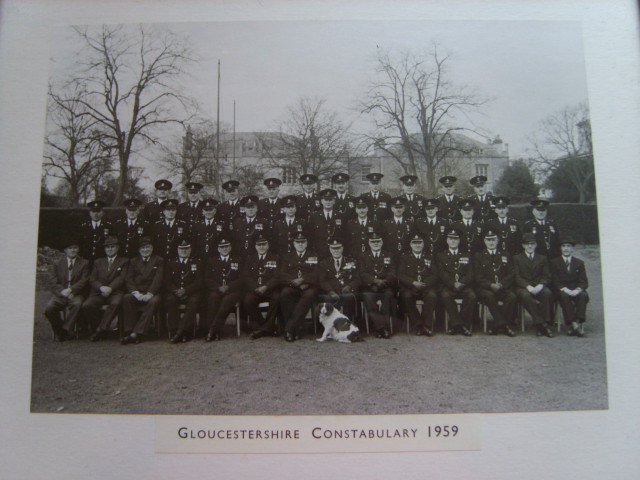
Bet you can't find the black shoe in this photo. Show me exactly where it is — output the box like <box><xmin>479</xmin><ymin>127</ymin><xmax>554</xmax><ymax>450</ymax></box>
<box><xmin>540</xmin><ymin>325</ymin><xmax>554</xmax><ymax>338</ymax></box>
<box><xmin>536</xmin><ymin>326</ymin><xmax>544</xmax><ymax>337</ymax></box>
<box><xmin>503</xmin><ymin>326</ymin><xmax>516</xmax><ymax>337</ymax></box>
<box><xmin>567</xmin><ymin>326</ymin><xmax>577</xmax><ymax>336</ymax></box>
<box><xmin>205</xmin><ymin>331</ymin><xmax>221</xmax><ymax>342</ymax></box>
<box><xmin>284</xmin><ymin>331</ymin><xmax>296</xmax><ymax>342</ymax></box>
<box><xmin>90</xmin><ymin>330</ymin><xmax>104</xmax><ymax>342</ymax></box>
<box><xmin>576</xmin><ymin>324</ymin><xmax>585</xmax><ymax>338</ymax></box>
<box><xmin>461</xmin><ymin>327</ymin><xmax>472</xmax><ymax>337</ymax></box>
<box><xmin>250</xmin><ymin>330</ymin><xmax>272</xmax><ymax>340</ymax></box>
<box><xmin>487</xmin><ymin>327</ymin><xmax>498</xmax><ymax>336</ymax></box>
<box><xmin>170</xmin><ymin>332</ymin><xmax>184</xmax><ymax>344</ymax></box>
<box><xmin>131</xmin><ymin>333</ymin><xmax>143</xmax><ymax>344</ymax></box>
<box><xmin>376</xmin><ymin>328</ymin><xmax>391</xmax><ymax>339</ymax></box>
<box><xmin>415</xmin><ymin>325</ymin><xmax>426</xmax><ymax>336</ymax></box>
<box><xmin>447</xmin><ymin>327</ymin><xmax>458</xmax><ymax>336</ymax></box>
<box><xmin>120</xmin><ymin>334</ymin><xmax>134</xmax><ymax>345</ymax></box>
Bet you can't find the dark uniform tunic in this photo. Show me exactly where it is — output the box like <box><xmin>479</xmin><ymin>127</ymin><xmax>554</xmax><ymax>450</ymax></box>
<box><xmin>550</xmin><ymin>255</ymin><xmax>589</xmax><ymax>326</ymax></box>
<box><xmin>79</xmin><ymin>219</ymin><xmax>113</xmax><ymax>262</ymax></box>
<box><xmin>216</xmin><ymin>200</ymin><xmax>243</xmax><ymax>231</ymax></box>
<box><xmin>277</xmin><ymin>250</ymin><xmax>320</xmax><ymax>335</ymax></box>
<box><xmin>164</xmin><ymin>256</ymin><xmax>203</xmax><ymax>335</ymax></box>
<box><xmin>141</xmin><ymin>199</ymin><xmax>165</xmax><ymax>225</ymax></box>
<box><xmin>381</xmin><ymin>216</ymin><xmax>415</xmax><ymax>259</ymax></box>
<box><xmin>318</xmin><ymin>255</ymin><xmax>360</xmax><ymax>319</ymax></box>
<box><xmin>401</xmin><ymin>193</ymin><xmax>427</xmax><ymax>221</ymax></box>
<box><xmin>205</xmin><ymin>254</ymin><xmax>243</xmax><ymax>334</ymax></box>
<box><xmin>361</xmin><ymin>191</ymin><xmax>392</xmax><ymax>223</ymax></box>
<box><xmin>231</xmin><ymin>216</ymin><xmax>269</xmax><ymax>261</ymax></box>
<box><xmin>484</xmin><ymin>217</ymin><xmax>522</xmax><ymax>257</ymax></box>
<box><xmin>191</xmin><ymin>218</ymin><xmax>225</xmax><ymax>258</ymax></box>
<box><xmin>473</xmin><ymin>249</ymin><xmax>517</xmax><ymax>330</ymax></box>
<box><xmin>258</xmin><ymin>197</ymin><xmax>283</xmax><ymax>230</ymax></box>
<box><xmin>359</xmin><ymin>251</ymin><xmax>397</xmax><ymax>331</ymax></box>
<box><xmin>468</xmin><ymin>193</ymin><xmax>496</xmax><ymax>223</ymax></box>
<box><xmin>151</xmin><ymin>219</ymin><xmax>189</xmax><ymax>260</ymax></box>
<box><xmin>523</xmin><ymin>219</ymin><xmax>561</xmax><ymax>259</ymax></box>
<box><xmin>296</xmin><ymin>193</ymin><xmax>320</xmax><ymax>222</ymax></box>
<box><xmin>271</xmin><ymin>216</ymin><xmax>307</xmax><ymax>256</ymax></box>
<box><xmin>242</xmin><ymin>251</ymin><xmax>281</xmax><ymax>331</ymax></box>
<box><xmin>307</xmin><ymin>211</ymin><xmax>345</xmax><ymax>259</ymax></box>
<box><xmin>334</xmin><ymin>193</ymin><xmax>356</xmax><ymax>219</ymax></box>
<box><xmin>436</xmin><ymin>194</ymin><xmax>462</xmax><ymax>224</ymax></box>
<box><xmin>435</xmin><ymin>249</ymin><xmax>477</xmax><ymax>331</ymax></box>
<box><xmin>451</xmin><ymin>219</ymin><xmax>484</xmax><ymax>254</ymax></box>
<box><xmin>512</xmin><ymin>252</ymin><xmax>553</xmax><ymax>327</ymax></box>
<box><xmin>397</xmin><ymin>252</ymin><xmax>438</xmax><ymax>331</ymax></box>
<box><xmin>113</xmin><ymin>218</ymin><xmax>150</xmax><ymax>258</ymax></box>
<box><xmin>344</xmin><ymin>217</ymin><xmax>380</xmax><ymax>259</ymax></box>
<box><xmin>177</xmin><ymin>200</ymin><xmax>204</xmax><ymax>228</ymax></box>
<box><xmin>415</xmin><ymin>216</ymin><xmax>448</xmax><ymax>255</ymax></box>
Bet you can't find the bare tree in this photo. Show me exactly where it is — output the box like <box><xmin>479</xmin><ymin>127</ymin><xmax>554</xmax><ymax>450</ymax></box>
<box><xmin>159</xmin><ymin>120</ymin><xmax>229</xmax><ymax>197</ymax></box>
<box><xmin>359</xmin><ymin>47</ymin><xmax>488</xmax><ymax>194</ymax></box>
<box><xmin>258</xmin><ymin>97</ymin><xmax>355</xmax><ymax>186</ymax></box>
<box><xmin>43</xmin><ymin>85</ymin><xmax>115</xmax><ymax>206</ymax></box>
<box><xmin>528</xmin><ymin>101</ymin><xmax>594</xmax><ymax>203</ymax></box>
<box><xmin>66</xmin><ymin>24</ymin><xmax>196</xmax><ymax>205</ymax></box>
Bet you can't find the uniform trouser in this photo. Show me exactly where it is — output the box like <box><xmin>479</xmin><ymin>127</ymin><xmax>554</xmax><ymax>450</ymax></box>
<box><xmin>281</xmin><ymin>286</ymin><xmax>319</xmax><ymax>334</ymax></box>
<box><xmin>165</xmin><ymin>292</ymin><xmax>201</xmax><ymax>333</ymax></box>
<box><xmin>244</xmin><ymin>289</ymin><xmax>281</xmax><ymax>331</ymax></box>
<box><xmin>361</xmin><ymin>288</ymin><xmax>396</xmax><ymax>330</ymax></box>
<box><xmin>122</xmin><ymin>293</ymin><xmax>161</xmax><ymax>335</ymax></box>
<box><xmin>557</xmin><ymin>290</ymin><xmax>589</xmax><ymax>324</ymax></box>
<box><xmin>44</xmin><ymin>294</ymin><xmax>84</xmax><ymax>333</ymax></box>
<box><xmin>208</xmin><ymin>290</ymin><xmax>244</xmax><ymax>333</ymax></box>
<box><xmin>401</xmin><ymin>288</ymin><xmax>437</xmax><ymax>329</ymax></box>
<box><xmin>476</xmin><ymin>288</ymin><xmax>517</xmax><ymax>329</ymax></box>
<box><xmin>81</xmin><ymin>292</ymin><xmax>123</xmax><ymax>331</ymax></box>
<box><xmin>317</xmin><ymin>293</ymin><xmax>356</xmax><ymax>322</ymax></box>
<box><xmin>440</xmin><ymin>287</ymin><xmax>477</xmax><ymax>329</ymax></box>
<box><xmin>515</xmin><ymin>287</ymin><xmax>553</xmax><ymax>326</ymax></box>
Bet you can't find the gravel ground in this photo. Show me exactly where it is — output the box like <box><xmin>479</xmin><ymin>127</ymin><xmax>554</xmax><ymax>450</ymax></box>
<box><xmin>30</xmin><ymin>245</ymin><xmax>607</xmax><ymax>415</ymax></box>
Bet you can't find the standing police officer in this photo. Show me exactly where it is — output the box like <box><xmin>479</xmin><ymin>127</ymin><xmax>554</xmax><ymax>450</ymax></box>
<box><xmin>362</xmin><ymin>172</ymin><xmax>391</xmax><ymax>222</ymax></box>
<box><xmin>79</xmin><ymin>200</ymin><xmax>113</xmax><ymax>262</ymax></box>
<box><xmin>142</xmin><ymin>179</ymin><xmax>173</xmax><ymax>224</ymax></box>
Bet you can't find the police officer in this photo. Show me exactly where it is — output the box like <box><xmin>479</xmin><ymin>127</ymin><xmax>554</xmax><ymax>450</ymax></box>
<box><xmin>121</xmin><ymin>236</ymin><xmax>164</xmax><ymax>344</ymax></box>
<box><xmin>397</xmin><ymin>234</ymin><xmax>438</xmax><ymax>336</ymax></box>
<box><xmin>484</xmin><ymin>196</ymin><xmax>522</xmax><ymax>257</ymax></box>
<box><xmin>242</xmin><ymin>233</ymin><xmax>281</xmax><ymax>335</ymax></box>
<box><xmin>512</xmin><ymin>232</ymin><xmax>554</xmax><ymax>337</ymax></box>
<box><xmin>268</xmin><ymin>232</ymin><xmax>320</xmax><ymax>341</ymax></box>
<box><xmin>307</xmin><ymin>188</ymin><xmax>345</xmax><ymax>259</ymax></box>
<box><xmin>259</xmin><ymin>177</ymin><xmax>284</xmax><ymax>230</ymax></box>
<box><xmin>83</xmin><ymin>235</ymin><xmax>129</xmax><ymax>341</ymax></box>
<box><xmin>362</xmin><ymin>172</ymin><xmax>392</xmax><ymax>222</ymax></box>
<box><xmin>232</xmin><ymin>195</ymin><xmax>269</xmax><ymax>261</ymax></box>
<box><xmin>474</xmin><ymin>228</ymin><xmax>517</xmax><ymax>336</ymax></box>
<box><xmin>43</xmin><ymin>236</ymin><xmax>90</xmax><ymax>341</ymax></box>
<box><xmin>415</xmin><ymin>198</ymin><xmax>448</xmax><ymax>256</ymax></box>
<box><xmin>191</xmin><ymin>198</ymin><xmax>223</xmax><ymax>258</ymax></box>
<box><xmin>271</xmin><ymin>195</ymin><xmax>306</xmax><ymax>255</ymax></box>
<box><xmin>297</xmin><ymin>173</ymin><xmax>320</xmax><ymax>222</ymax></box>
<box><xmin>142</xmin><ymin>179</ymin><xmax>173</xmax><ymax>224</ymax></box>
<box><xmin>317</xmin><ymin>237</ymin><xmax>360</xmax><ymax>335</ymax></box>
<box><xmin>436</xmin><ymin>176</ymin><xmax>462</xmax><ymax>224</ymax></box>
<box><xmin>359</xmin><ymin>232</ymin><xmax>397</xmax><ymax>338</ymax></box>
<box><xmin>204</xmin><ymin>237</ymin><xmax>243</xmax><ymax>342</ymax></box>
<box><xmin>166</xmin><ymin>240</ymin><xmax>203</xmax><ymax>344</ymax></box>
<box><xmin>114</xmin><ymin>198</ymin><xmax>149</xmax><ymax>258</ymax></box>
<box><xmin>451</xmin><ymin>199</ymin><xmax>484</xmax><ymax>254</ymax></box>
<box><xmin>550</xmin><ymin>238</ymin><xmax>589</xmax><ymax>337</ymax></box>
<box><xmin>468</xmin><ymin>175</ymin><xmax>495</xmax><ymax>222</ymax></box>
<box><xmin>381</xmin><ymin>197</ymin><xmax>415</xmax><ymax>260</ymax></box>
<box><xmin>344</xmin><ymin>196</ymin><xmax>379</xmax><ymax>259</ymax></box>
<box><xmin>151</xmin><ymin>199</ymin><xmax>189</xmax><ymax>260</ymax></box>
<box><xmin>79</xmin><ymin>200</ymin><xmax>113</xmax><ymax>262</ymax></box>
<box><xmin>436</xmin><ymin>227</ymin><xmax>477</xmax><ymax>336</ymax></box>
<box><xmin>399</xmin><ymin>175</ymin><xmax>426</xmax><ymax>221</ymax></box>
<box><xmin>332</xmin><ymin>172</ymin><xmax>355</xmax><ymax>219</ymax></box>
<box><xmin>177</xmin><ymin>181</ymin><xmax>204</xmax><ymax>227</ymax></box>
<box><xmin>523</xmin><ymin>199</ymin><xmax>561</xmax><ymax>259</ymax></box>
<box><xmin>216</xmin><ymin>180</ymin><xmax>243</xmax><ymax>230</ymax></box>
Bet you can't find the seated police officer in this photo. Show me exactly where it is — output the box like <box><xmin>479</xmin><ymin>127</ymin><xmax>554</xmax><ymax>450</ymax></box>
<box><xmin>242</xmin><ymin>233</ymin><xmax>281</xmax><ymax>336</ymax></box>
<box><xmin>121</xmin><ymin>236</ymin><xmax>164</xmax><ymax>344</ymax></box>
<box><xmin>397</xmin><ymin>234</ymin><xmax>438</xmax><ymax>336</ymax></box>
<box><xmin>473</xmin><ymin>228</ymin><xmax>517</xmax><ymax>337</ymax></box>
<box><xmin>44</xmin><ymin>236</ymin><xmax>90</xmax><ymax>341</ymax></box>
<box><xmin>359</xmin><ymin>232</ymin><xmax>397</xmax><ymax>339</ymax></box>
<box><xmin>82</xmin><ymin>235</ymin><xmax>129</xmax><ymax>341</ymax></box>
<box><xmin>436</xmin><ymin>227</ymin><xmax>477</xmax><ymax>336</ymax></box>
<box><xmin>166</xmin><ymin>240</ymin><xmax>203</xmax><ymax>344</ymax></box>
<box><xmin>550</xmin><ymin>238</ymin><xmax>589</xmax><ymax>337</ymax></box>
<box><xmin>317</xmin><ymin>237</ymin><xmax>360</xmax><ymax>336</ymax></box>
<box><xmin>268</xmin><ymin>232</ymin><xmax>320</xmax><ymax>341</ymax></box>
<box><xmin>204</xmin><ymin>237</ymin><xmax>243</xmax><ymax>342</ymax></box>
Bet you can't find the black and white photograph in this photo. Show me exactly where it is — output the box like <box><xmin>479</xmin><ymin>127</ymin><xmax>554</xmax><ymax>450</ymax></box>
<box><xmin>1</xmin><ymin>0</ymin><xmax>639</xmax><ymax>478</ymax></box>
<box><xmin>31</xmin><ymin>19</ymin><xmax>606</xmax><ymax>416</ymax></box>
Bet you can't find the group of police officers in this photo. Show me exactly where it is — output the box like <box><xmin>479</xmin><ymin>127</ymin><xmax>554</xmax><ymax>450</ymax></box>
<box><xmin>43</xmin><ymin>171</ymin><xmax>590</xmax><ymax>344</ymax></box>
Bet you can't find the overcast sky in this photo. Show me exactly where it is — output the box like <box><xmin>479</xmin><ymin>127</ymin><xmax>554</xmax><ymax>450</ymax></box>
<box><xmin>48</xmin><ymin>20</ymin><xmax>588</xmax><ymax>183</ymax></box>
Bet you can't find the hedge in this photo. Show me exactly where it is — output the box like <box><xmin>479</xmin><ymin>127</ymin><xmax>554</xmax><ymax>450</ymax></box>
<box><xmin>37</xmin><ymin>203</ymin><xmax>600</xmax><ymax>250</ymax></box>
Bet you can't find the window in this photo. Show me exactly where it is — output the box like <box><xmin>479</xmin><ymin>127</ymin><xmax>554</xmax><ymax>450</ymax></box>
<box><xmin>361</xmin><ymin>164</ymin><xmax>371</xmax><ymax>182</ymax></box>
<box><xmin>282</xmin><ymin>167</ymin><xmax>298</xmax><ymax>185</ymax></box>
<box><xmin>476</xmin><ymin>164</ymin><xmax>488</xmax><ymax>177</ymax></box>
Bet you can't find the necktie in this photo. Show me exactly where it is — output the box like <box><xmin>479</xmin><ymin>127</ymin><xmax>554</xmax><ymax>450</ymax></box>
<box><xmin>565</xmin><ymin>258</ymin><xmax>571</xmax><ymax>271</ymax></box>
<box><xmin>335</xmin><ymin>259</ymin><xmax>340</xmax><ymax>270</ymax></box>
<box><xmin>108</xmin><ymin>257</ymin><xmax>113</xmax><ymax>269</ymax></box>
<box><xmin>529</xmin><ymin>254</ymin><xmax>534</xmax><ymax>261</ymax></box>
<box><xmin>69</xmin><ymin>260</ymin><xmax>74</xmax><ymax>271</ymax></box>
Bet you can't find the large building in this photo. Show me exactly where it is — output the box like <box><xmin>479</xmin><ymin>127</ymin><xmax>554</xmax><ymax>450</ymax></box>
<box><xmin>180</xmin><ymin>127</ymin><xmax>510</xmax><ymax>199</ymax></box>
